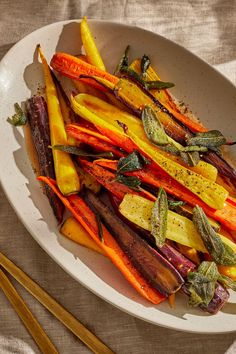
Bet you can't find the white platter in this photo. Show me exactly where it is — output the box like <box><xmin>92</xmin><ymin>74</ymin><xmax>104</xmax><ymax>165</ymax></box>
<box><xmin>0</xmin><ymin>20</ymin><xmax>236</xmax><ymax>333</ymax></box>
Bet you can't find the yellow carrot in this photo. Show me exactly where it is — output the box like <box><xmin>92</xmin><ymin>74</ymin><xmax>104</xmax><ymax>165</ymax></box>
<box><xmin>60</xmin><ymin>217</ymin><xmax>105</xmax><ymax>255</ymax></box>
<box><xmin>119</xmin><ymin>194</ymin><xmax>236</xmax><ymax>253</ymax></box>
<box><xmin>71</xmin><ymin>94</ymin><xmax>227</xmax><ymax>209</ymax></box>
<box><xmin>37</xmin><ymin>45</ymin><xmax>80</xmax><ymax>195</ymax></box>
<box><xmin>80</xmin><ymin>17</ymin><xmax>106</xmax><ymax>71</ymax></box>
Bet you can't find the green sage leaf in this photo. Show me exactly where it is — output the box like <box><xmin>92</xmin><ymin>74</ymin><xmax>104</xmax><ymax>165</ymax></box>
<box><xmin>7</xmin><ymin>103</ymin><xmax>27</xmax><ymax>126</ymax></box>
<box><xmin>182</xmin><ymin>146</ymin><xmax>208</xmax><ymax>153</ymax></box>
<box><xmin>141</xmin><ymin>105</ymin><xmax>169</xmax><ymax>146</ymax></box>
<box><xmin>114</xmin><ymin>45</ymin><xmax>130</xmax><ymax>74</ymax></box>
<box><xmin>218</xmin><ymin>274</ymin><xmax>236</xmax><ymax>291</ymax></box>
<box><xmin>115</xmin><ymin>174</ymin><xmax>141</xmax><ymax>190</ymax></box>
<box><xmin>187</xmin><ymin>130</ymin><xmax>227</xmax><ymax>148</ymax></box>
<box><xmin>145</xmin><ymin>81</ymin><xmax>175</xmax><ymax>90</ymax></box>
<box><xmin>151</xmin><ymin>187</ymin><xmax>168</xmax><ymax>247</ymax></box>
<box><xmin>141</xmin><ymin>54</ymin><xmax>150</xmax><ymax>75</ymax></box>
<box><xmin>117</xmin><ymin>150</ymin><xmax>150</xmax><ymax>174</ymax></box>
<box><xmin>187</xmin><ymin>261</ymin><xmax>219</xmax><ymax>307</ymax></box>
<box><xmin>51</xmin><ymin>145</ymin><xmax>114</xmax><ymax>158</ymax></box>
<box><xmin>180</xmin><ymin>151</ymin><xmax>200</xmax><ymax>167</ymax></box>
<box><xmin>193</xmin><ymin>206</ymin><xmax>236</xmax><ymax>265</ymax></box>
<box><xmin>168</xmin><ymin>200</ymin><xmax>185</xmax><ymax>210</ymax></box>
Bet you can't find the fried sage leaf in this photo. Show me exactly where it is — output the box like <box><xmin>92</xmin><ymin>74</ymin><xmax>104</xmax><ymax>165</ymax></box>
<box><xmin>193</xmin><ymin>206</ymin><xmax>236</xmax><ymax>266</ymax></box>
<box><xmin>145</xmin><ymin>81</ymin><xmax>175</xmax><ymax>90</ymax></box>
<box><xmin>142</xmin><ymin>105</ymin><xmax>169</xmax><ymax>146</ymax></box>
<box><xmin>115</xmin><ymin>174</ymin><xmax>141</xmax><ymax>190</ymax></box>
<box><xmin>187</xmin><ymin>261</ymin><xmax>219</xmax><ymax>307</ymax></box>
<box><xmin>117</xmin><ymin>150</ymin><xmax>150</xmax><ymax>174</ymax></box>
<box><xmin>168</xmin><ymin>200</ymin><xmax>185</xmax><ymax>210</ymax></box>
<box><xmin>151</xmin><ymin>187</ymin><xmax>168</xmax><ymax>247</ymax></box>
<box><xmin>114</xmin><ymin>45</ymin><xmax>130</xmax><ymax>74</ymax></box>
<box><xmin>180</xmin><ymin>151</ymin><xmax>200</xmax><ymax>167</ymax></box>
<box><xmin>7</xmin><ymin>103</ymin><xmax>27</xmax><ymax>126</ymax></box>
<box><xmin>182</xmin><ymin>146</ymin><xmax>208</xmax><ymax>153</ymax></box>
<box><xmin>141</xmin><ymin>54</ymin><xmax>150</xmax><ymax>75</ymax></box>
<box><xmin>218</xmin><ymin>274</ymin><xmax>236</xmax><ymax>291</ymax></box>
<box><xmin>51</xmin><ymin>145</ymin><xmax>114</xmax><ymax>158</ymax></box>
<box><xmin>187</xmin><ymin>130</ymin><xmax>227</xmax><ymax>148</ymax></box>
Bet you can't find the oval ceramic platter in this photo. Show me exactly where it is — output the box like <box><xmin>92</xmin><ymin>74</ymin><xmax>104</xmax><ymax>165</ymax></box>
<box><xmin>0</xmin><ymin>20</ymin><xmax>236</xmax><ymax>333</ymax></box>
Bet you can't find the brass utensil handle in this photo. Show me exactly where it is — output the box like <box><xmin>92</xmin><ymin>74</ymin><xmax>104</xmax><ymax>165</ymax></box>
<box><xmin>0</xmin><ymin>268</ymin><xmax>58</xmax><ymax>354</ymax></box>
<box><xmin>0</xmin><ymin>251</ymin><xmax>114</xmax><ymax>354</ymax></box>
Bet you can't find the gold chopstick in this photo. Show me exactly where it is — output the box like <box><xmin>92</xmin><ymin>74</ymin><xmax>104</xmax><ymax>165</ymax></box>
<box><xmin>0</xmin><ymin>268</ymin><xmax>58</xmax><ymax>354</ymax></box>
<box><xmin>0</xmin><ymin>251</ymin><xmax>115</xmax><ymax>354</ymax></box>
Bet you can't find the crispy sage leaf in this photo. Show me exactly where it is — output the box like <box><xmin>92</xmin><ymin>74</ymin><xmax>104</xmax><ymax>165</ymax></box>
<box><xmin>218</xmin><ymin>274</ymin><xmax>236</xmax><ymax>291</ymax></box>
<box><xmin>142</xmin><ymin>105</ymin><xmax>169</xmax><ymax>146</ymax></box>
<box><xmin>51</xmin><ymin>145</ymin><xmax>114</xmax><ymax>158</ymax></box>
<box><xmin>168</xmin><ymin>200</ymin><xmax>185</xmax><ymax>210</ymax></box>
<box><xmin>187</xmin><ymin>261</ymin><xmax>219</xmax><ymax>307</ymax></box>
<box><xmin>193</xmin><ymin>206</ymin><xmax>236</xmax><ymax>266</ymax></box>
<box><xmin>115</xmin><ymin>174</ymin><xmax>141</xmax><ymax>190</ymax></box>
<box><xmin>121</xmin><ymin>66</ymin><xmax>175</xmax><ymax>90</ymax></box>
<box><xmin>182</xmin><ymin>146</ymin><xmax>208</xmax><ymax>153</ymax></box>
<box><xmin>180</xmin><ymin>151</ymin><xmax>200</xmax><ymax>167</ymax></box>
<box><xmin>7</xmin><ymin>103</ymin><xmax>27</xmax><ymax>126</ymax></box>
<box><xmin>114</xmin><ymin>45</ymin><xmax>130</xmax><ymax>74</ymax></box>
<box><xmin>145</xmin><ymin>81</ymin><xmax>175</xmax><ymax>90</ymax></box>
<box><xmin>151</xmin><ymin>187</ymin><xmax>168</xmax><ymax>247</ymax></box>
<box><xmin>117</xmin><ymin>150</ymin><xmax>149</xmax><ymax>174</ymax></box>
<box><xmin>141</xmin><ymin>54</ymin><xmax>150</xmax><ymax>75</ymax></box>
<box><xmin>187</xmin><ymin>130</ymin><xmax>227</xmax><ymax>148</ymax></box>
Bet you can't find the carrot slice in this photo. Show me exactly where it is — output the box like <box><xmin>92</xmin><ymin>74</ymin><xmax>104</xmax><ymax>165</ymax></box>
<box><xmin>38</xmin><ymin>176</ymin><xmax>165</xmax><ymax>304</ymax></box>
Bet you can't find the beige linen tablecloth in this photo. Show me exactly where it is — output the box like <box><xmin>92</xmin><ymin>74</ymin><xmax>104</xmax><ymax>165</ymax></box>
<box><xmin>0</xmin><ymin>1</ymin><xmax>236</xmax><ymax>353</ymax></box>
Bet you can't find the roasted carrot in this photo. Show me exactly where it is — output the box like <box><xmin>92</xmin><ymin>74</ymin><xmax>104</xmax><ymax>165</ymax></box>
<box><xmin>66</xmin><ymin>126</ymin><xmax>124</xmax><ymax>158</ymax></box>
<box><xmin>38</xmin><ymin>176</ymin><xmax>165</xmax><ymax>305</ymax></box>
<box><xmin>80</xmin><ymin>17</ymin><xmax>106</xmax><ymax>71</ymax></box>
<box><xmin>38</xmin><ymin>45</ymin><xmax>80</xmax><ymax>195</ymax></box>
<box><xmin>51</xmin><ymin>53</ymin><xmax>118</xmax><ymax>91</ymax></box>
<box><xmin>71</xmin><ymin>94</ymin><xmax>228</xmax><ymax>210</ymax></box>
<box><xmin>129</xmin><ymin>59</ymin><xmax>179</xmax><ymax>112</ymax></box>
<box><xmin>130</xmin><ymin>59</ymin><xmax>206</xmax><ymax>133</ymax></box>
<box><xmin>94</xmin><ymin>159</ymin><xmax>236</xmax><ymax>232</ymax></box>
<box><xmin>79</xmin><ymin>159</ymin><xmax>156</xmax><ymax>202</ymax></box>
<box><xmin>60</xmin><ymin>216</ymin><xmax>105</xmax><ymax>255</ymax></box>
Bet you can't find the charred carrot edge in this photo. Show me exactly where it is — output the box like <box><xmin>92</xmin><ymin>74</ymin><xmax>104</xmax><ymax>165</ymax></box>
<box><xmin>51</xmin><ymin>53</ymin><xmax>118</xmax><ymax>92</ymax></box>
<box><xmin>66</xmin><ymin>126</ymin><xmax>124</xmax><ymax>158</ymax></box>
<box><xmin>94</xmin><ymin>159</ymin><xmax>236</xmax><ymax>232</ymax></box>
<box><xmin>79</xmin><ymin>159</ymin><xmax>156</xmax><ymax>202</ymax></box>
<box><xmin>38</xmin><ymin>176</ymin><xmax>165</xmax><ymax>304</ymax></box>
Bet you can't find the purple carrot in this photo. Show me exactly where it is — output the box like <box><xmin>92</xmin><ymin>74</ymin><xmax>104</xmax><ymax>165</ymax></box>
<box><xmin>26</xmin><ymin>96</ymin><xmax>64</xmax><ymax>223</ymax></box>
<box><xmin>84</xmin><ymin>190</ymin><xmax>184</xmax><ymax>296</ymax></box>
<box><xmin>160</xmin><ymin>244</ymin><xmax>196</xmax><ymax>278</ymax></box>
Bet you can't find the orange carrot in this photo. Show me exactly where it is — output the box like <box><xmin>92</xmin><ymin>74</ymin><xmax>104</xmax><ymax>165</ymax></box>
<box><xmin>66</xmin><ymin>124</ymin><xmax>114</xmax><ymax>143</ymax></box>
<box><xmin>52</xmin><ymin>53</ymin><xmax>207</xmax><ymax>134</ymax></box>
<box><xmin>66</xmin><ymin>126</ymin><xmax>124</xmax><ymax>158</ymax></box>
<box><xmin>51</xmin><ymin>53</ymin><xmax>118</xmax><ymax>91</ymax></box>
<box><xmin>79</xmin><ymin>159</ymin><xmax>156</xmax><ymax>202</ymax></box>
<box><xmin>94</xmin><ymin>159</ymin><xmax>236</xmax><ymax>232</ymax></box>
<box><xmin>38</xmin><ymin>176</ymin><xmax>165</xmax><ymax>304</ymax></box>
